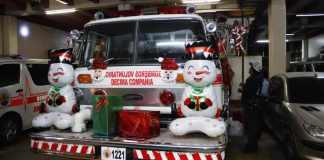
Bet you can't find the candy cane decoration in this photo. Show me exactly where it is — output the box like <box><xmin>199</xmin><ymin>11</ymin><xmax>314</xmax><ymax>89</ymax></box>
<box><xmin>231</xmin><ymin>24</ymin><xmax>246</xmax><ymax>56</ymax></box>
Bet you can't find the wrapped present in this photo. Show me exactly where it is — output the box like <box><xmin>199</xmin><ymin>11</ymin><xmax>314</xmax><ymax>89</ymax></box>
<box><xmin>118</xmin><ymin>110</ymin><xmax>160</xmax><ymax>139</ymax></box>
<box><xmin>92</xmin><ymin>96</ymin><xmax>123</xmax><ymax>137</ymax></box>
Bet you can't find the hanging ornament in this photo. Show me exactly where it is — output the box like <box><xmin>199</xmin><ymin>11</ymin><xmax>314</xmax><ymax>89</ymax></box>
<box><xmin>231</xmin><ymin>20</ymin><xmax>247</xmax><ymax>56</ymax></box>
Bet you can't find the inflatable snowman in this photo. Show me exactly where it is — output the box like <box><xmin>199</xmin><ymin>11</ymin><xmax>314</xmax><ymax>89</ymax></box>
<box><xmin>32</xmin><ymin>48</ymin><xmax>91</xmax><ymax>132</ymax></box>
<box><xmin>169</xmin><ymin>41</ymin><xmax>226</xmax><ymax>137</ymax></box>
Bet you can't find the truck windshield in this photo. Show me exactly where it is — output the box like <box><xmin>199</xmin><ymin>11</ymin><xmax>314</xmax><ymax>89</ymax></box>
<box><xmin>83</xmin><ymin>19</ymin><xmax>205</xmax><ymax>66</ymax></box>
<box><xmin>137</xmin><ymin>20</ymin><xmax>205</xmax><ymax>63</ymax></box>
<box><xmin>288</xmin><ymin>77</ymin><xmax>324</xmax><ymax>104</ymax></box>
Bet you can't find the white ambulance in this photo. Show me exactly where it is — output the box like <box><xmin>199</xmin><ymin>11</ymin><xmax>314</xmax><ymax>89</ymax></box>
<box><xmin>0</xmin><ymin>58</ymin><xmax>50</xmax><ymax>144</ymax></box>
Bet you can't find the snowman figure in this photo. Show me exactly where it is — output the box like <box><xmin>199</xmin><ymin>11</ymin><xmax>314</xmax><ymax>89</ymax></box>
<box><xmin>32</xmin><ymin>48</ymin><xmax>91</xmax><ymax>132</ymax></box>
<box><xmin>169</xmin><ymin>41</ymin><xmax>226</xmax><ymax>137</ymax></box>
<box><xmin>158</xmin><ymin>57</ymin><xmax>179</xmax><ymax>83</ymax></box>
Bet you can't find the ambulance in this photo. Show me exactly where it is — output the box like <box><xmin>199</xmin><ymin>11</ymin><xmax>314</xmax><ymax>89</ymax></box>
<box><xmin>0</xmin><ymin>58</ymin><xmax>50</xmax><ymax>144</ymax></box>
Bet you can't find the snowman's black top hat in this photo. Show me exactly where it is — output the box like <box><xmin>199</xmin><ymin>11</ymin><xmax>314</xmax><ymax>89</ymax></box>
<box><xmin>48</xmin><ymin>48</ymin><xmax>74</xmax><ymax>65</ymax></box>
<box><xmin>185</xmin><ymin>40</ymin><xmax>217</xmax><ymax>60</ymax></box>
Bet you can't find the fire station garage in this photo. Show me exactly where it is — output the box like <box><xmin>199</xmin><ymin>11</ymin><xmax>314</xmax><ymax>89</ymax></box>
<box><xmin>0</xmin><ymin>0</ymin><xmax>324</xmax><ymax>160</ymax></box>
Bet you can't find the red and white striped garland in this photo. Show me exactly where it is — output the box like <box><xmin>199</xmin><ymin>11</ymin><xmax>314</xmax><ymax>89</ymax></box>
<box><xmin>133</xmin><ymin>149</ymin><xmax>225</xmax><ymax>160</ymax></box>
<box><xmin>31</xmin><ymin>139</ymin><xmax>95</xmax><ymax>156</ymax></box>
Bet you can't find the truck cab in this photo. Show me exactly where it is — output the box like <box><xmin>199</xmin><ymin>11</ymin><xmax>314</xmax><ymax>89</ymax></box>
<box><xmin>75</xmin><ymin>14</ymin><xmax>224</xmax><ymax>115</ymax></box>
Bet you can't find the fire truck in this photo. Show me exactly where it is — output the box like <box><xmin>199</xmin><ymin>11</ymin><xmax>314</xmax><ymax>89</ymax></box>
<box><xmin>30</xmin><ymin>14</ymin><xmax>229</xmax><ymax>160</ymax></box>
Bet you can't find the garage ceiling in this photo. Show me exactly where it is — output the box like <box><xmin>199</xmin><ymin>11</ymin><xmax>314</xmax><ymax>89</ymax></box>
<box><xmin>0</xmin><ymin>0</ymin><xmax>262</xmax><ymax>31</ymax></box>
<box><xmin>252</xmin><ymin>0</ymin><xmax>324</xmax><ymax>41</ymax></box>
<box><xmin>2</xmin><ymin>0</ymin><xmax>323</xmax><ymax>41</ymax></box>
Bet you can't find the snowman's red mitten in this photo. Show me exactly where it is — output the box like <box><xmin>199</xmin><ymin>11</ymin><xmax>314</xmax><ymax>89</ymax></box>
<box><xmin>184</xmin><ymin>97</ymin><xmax>195</xmax><ymax>109</ymax></box>
<box><xmin>56</xmin><ymin>96</ymin><xmax>66</xmax><ymax>106</ymax></box>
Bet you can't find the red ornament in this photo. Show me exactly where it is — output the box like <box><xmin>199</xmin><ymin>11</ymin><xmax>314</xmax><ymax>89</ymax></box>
<box><xmin>118</xmin><ymin>110</ymin><xmax>160</xmax><ymax>139</ymax></box>
<box><xmin>159</xmin><ymin>90</ymin><xmax>175</xmax><ymax>106</ymax></box>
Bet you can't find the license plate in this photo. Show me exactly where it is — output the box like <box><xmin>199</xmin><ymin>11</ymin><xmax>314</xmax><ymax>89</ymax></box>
<box><xmin>101</xmin><ymin>147</ymin><xmax>126</xmax><ymax>160</ymax></box>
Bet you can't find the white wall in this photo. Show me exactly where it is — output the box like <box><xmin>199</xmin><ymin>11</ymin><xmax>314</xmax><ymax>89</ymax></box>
<box><xmin>308</xmin><ymin>34</ymin><xmax>324</xmax><ymax>58</ymax></box>
<box><xmin>228</xmin><ymin>56</ymin><xmax>262</xmax><ymax>100</ymax></box>
<box><xmin>18</xmin><ymin>20</ymin><xmax>67</xmax><ymax>58</ymax></box>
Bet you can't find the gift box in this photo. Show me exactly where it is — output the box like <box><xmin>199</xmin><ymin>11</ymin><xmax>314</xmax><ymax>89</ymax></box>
<box><xmin>118</xmin><ymin>110</ymin><xmax>160</xmax><ymax>139</ymax></box>
<box><xmin>92</xmin><ymin>96</ymin><xmax>123</xmax><ymax>137</ymax></box>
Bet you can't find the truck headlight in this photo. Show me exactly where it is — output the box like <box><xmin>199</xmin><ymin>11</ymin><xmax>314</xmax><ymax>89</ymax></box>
<box><xmin>304</xmin><ymin>123</ymin><xmax>324</xmax><ymax>138</ymax></box>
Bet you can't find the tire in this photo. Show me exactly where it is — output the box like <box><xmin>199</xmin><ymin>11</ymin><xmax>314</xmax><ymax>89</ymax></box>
<box><xmin>0</xmin><ymin>114</ymin><xmax>22</xmax><ymax>144</ymax></box>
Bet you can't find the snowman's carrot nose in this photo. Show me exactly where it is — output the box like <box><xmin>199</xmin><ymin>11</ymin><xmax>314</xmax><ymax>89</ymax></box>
<box><xmin>196</xmin><ymin>71</ymin><xmax>209</xmax><ymax>75</ymax></box>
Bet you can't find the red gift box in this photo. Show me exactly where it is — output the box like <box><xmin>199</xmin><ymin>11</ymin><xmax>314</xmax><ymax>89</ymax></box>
<box><xmin>118</xmin><ymin>110</ymin><xmax>160</xmax><ymax>139</ymax></box>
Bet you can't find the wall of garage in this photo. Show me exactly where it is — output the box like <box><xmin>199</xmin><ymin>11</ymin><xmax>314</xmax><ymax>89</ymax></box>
<box><xmin>308</xmin><ymin>34</ymin><xmax>324</xmax><ymax>59</ymax></box>
<box><xmin>17</xmin><ymin>20</ymin><xmax>67</xmax><ymax>59</ymax></box>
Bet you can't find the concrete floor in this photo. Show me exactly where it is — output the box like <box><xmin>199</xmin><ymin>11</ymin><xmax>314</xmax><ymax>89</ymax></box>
<box><xmin>0</xmin><ymin>131</ymin><xmax>285</xmax><ymax>160</ymax></box>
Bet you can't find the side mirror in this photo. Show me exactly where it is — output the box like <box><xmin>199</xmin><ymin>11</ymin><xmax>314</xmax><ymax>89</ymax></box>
<box><xmin>206</xmin><ymin>22</ymin><xmax>217</xmax><ymax>33</ymax></box>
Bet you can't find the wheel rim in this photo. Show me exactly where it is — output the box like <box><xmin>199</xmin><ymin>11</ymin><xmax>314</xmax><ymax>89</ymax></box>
<box><xmin>5</xmin><ymin>120</ymin><xmax>18</xmax><ymax>142</ymax></box>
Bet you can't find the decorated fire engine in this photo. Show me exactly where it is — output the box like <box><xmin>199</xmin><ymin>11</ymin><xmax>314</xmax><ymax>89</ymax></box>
<box><xmin>30</xmin><ymin>12</ymin><xmax>229</xmax><ymax>160</ymax></box>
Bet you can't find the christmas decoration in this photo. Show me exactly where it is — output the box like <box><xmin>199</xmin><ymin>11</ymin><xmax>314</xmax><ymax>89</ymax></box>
<box><xmin>159</xmin><ymin>57</ymin><xmax>179</xmax><ymax>83</ymax></box>
<box><xmin>118</xmin><ymin>110</ymin><xmax>160</xmax><ymax>139</ymax></box>
<box><xmin>92</xmin><ymin>95</ymin><xmax>123</xmax><ymax>137</ymax></box>
<box><xmin>231</xmin><ymin>20</ymin><xmax>247</xmax><ymax>56</ymax></box>
<box><xmin>32</xmin><ymin>48</ymin><xmax>92</xmax><ymax>132</ymax></box>
<box><xmin>169</xmin><ymin>40</ymin><xmax>226</xmax><ymax>137</ymax></box>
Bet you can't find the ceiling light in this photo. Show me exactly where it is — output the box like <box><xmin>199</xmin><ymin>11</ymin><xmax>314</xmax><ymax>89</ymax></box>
<box><xmin>45</xmin><ymin>8</ymin><xmax>77</xmax><ymax>15</ymax></box>
<box><xmin>182</xmin><ymin>0</ymin><xmax>221</xmax><ymax>4</ymax></box>
<box><xmin>286</xmin><ymin>33</ymin><xmax>295</xmax><ymax>36</ymax></box>
<box><xmin>256</xmin><ymin>39</ymin><xmax>269</xmax><ymax>43</ymax></box>
<box><xmin>55</xmin><ymin>0</ymin><xmax>68</xmax><ymax>5</ymax></box>
<box><xmin>19</xmin><ymin>24</ymin><xmax>30</xmax><ymax>38</ymax></box>
<box><xmin>296</xmin><ymin>13</ymin><xmax>324</xmax><ymax>17</ymax></box>
<box><xmin>256</xmin><ymin>39</ymin><xmax>289</xmax><ymax>44</ymax></box>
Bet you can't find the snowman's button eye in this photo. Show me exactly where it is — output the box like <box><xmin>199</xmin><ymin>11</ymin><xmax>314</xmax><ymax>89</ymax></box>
<box><xmin>57</xmin><ymin>67</ymin><xmax>63</xmax><ymax>72</ymax></box>
<box><xmin>202</xmin><ymin>65</ymin><xmax>209</xmax><ymax>71</ymax></box>
<box><xmin>188</xmin><ymin>65</ymin><xmax>194</xmax><ymax>70</ymax></box>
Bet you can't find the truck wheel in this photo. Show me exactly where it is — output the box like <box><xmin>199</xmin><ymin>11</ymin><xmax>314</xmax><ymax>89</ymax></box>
<box><xmin>0</xmin><ymin>114</ymin><xmax>22</xmax><ymax>144</ymax></box>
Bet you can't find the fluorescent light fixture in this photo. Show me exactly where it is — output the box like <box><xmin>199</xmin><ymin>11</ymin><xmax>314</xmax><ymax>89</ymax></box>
<box><xmin>296</xmin><ymin>13</ymin><xmax>324</xmax><ymax>17</ymax></box>
<box><xmin>156</xmin><ymin>41</ymin><xmax>184</xmax><ymax>47</ymax></box>
<box><xmin>55</xmin><ymin>0</ymin><xmax>68</xmax><ymax>5</ymax></box>
<box><xmin>45</xmin><ymin>8</ymin><xmax>77</xmax><ymax>15</ymax></box>
<box><xmin>256</xmin><ymin>39</ymin><xmax>289</xmax><ymax>43</ymax></box>
<box><xmin>256</xmin><ymin>39</ymin><xmax>269</xmax><ymax>43</ymax></box>
<box><xmin>286</xmin><ymin>33</ymin><xmax>295</xmax><ymax>36</ymax></box>
<box><xmin>182</xmin><ymin>0</ymin><xmax>221</xmax><ymax>4</ymax></box>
